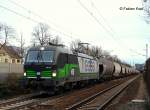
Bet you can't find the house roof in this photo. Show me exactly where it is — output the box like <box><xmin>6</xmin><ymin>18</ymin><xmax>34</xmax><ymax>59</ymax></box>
<box><xmin>0</xmin><ymin>44</ymin><xmax>21</xmax><ymax>59</ymax></box>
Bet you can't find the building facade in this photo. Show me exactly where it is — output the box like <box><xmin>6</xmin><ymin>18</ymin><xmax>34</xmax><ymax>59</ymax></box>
<box><xmin>0</xmin><ymin>44</ymin><xmax>22</xmax><ymax>64</ymax></box>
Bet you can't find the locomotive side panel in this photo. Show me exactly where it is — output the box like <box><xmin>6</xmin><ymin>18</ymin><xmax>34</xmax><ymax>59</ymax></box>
<box><xmin>77</xmin><ymin>53</ymin><xmax>99</xmax><ymax>80</ymax></box>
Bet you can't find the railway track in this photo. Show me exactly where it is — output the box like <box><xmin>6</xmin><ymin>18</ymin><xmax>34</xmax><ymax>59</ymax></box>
<box><xmin>0</xmin><ymin>75</ymin><xmax>139</xmax><ymax>110</ymax></box>
<box><xmin>0</xmin><ymin>91</ymin><xmax>46</xmax><ymax>110</ymax></box>
<box><xmin>32</xmin><ymin>75</ymin><xmax>138</xmax><ymax>110</ymax></box>
<box><xmin>67</xmin><ymin>75</ymin><xmax>140</xmax><ymax>110</ymax></box>
<box><xmin>0</xmin><ymin>91</ymin><xmax>70</xmax><ymax>110</ymax></box>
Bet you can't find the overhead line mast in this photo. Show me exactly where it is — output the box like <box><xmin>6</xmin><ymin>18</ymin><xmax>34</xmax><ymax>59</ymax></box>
<box><xmin>146</xmin><ymin>44</ymin><xmax>148</xmax><ymax>60</ymax></box>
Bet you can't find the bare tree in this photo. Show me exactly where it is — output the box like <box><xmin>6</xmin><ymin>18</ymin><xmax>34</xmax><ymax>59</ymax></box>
<box><xmin>70</xmin><ymin>40</ymin><xmax>90</xmax><ymax>54</ymax></box>
<box><xmin>16</xmin><ymin>32</ymin><xmax>25</xmax><ymax>63</ymax></box>
<box><xmin>70</xmin><ymin>40</ymin><xmax>104</xmax><ymax>57</ymax></box>
<box><xmin>0</xmin><ymin>24</ymin><xmax>3</xmax><ymax>43</ymax></box>
<box><xmin>0</xmin><ymin>24</ymin><xmax>2</xmax><ymax>33</ymax></box>
<box><xmin>50</xmin><ymin>35</ymin><xmax>62</xmax><ymax>45</ymax></box>
<box><xmin>101</xmin><ymin>50</ymin><xmax>110</xmax><ymax>58</ymax></box>
<box><xmin>89</xmin><ymin>46</ymin><xmax>103</xmax><ymax>58</ymax></box>
<box><xmin>32</xmin><ymin>23</ymin><xmax>51</xmax><ymax>46</ymax></box>
<box><xmin>0</xmin><ymin>23</ymin><xmax>15</xmax><ymax>49</ymax></box>
<box><xmin>143</xmin><ymin>0</ymin><xmax>150</xmax><ymax>23</ymax></box>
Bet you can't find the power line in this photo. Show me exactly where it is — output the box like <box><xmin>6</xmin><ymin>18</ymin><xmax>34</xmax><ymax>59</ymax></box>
<box><xmin>1</xmin><ymin>0</ymin><xmax>145</xmax><ymax>58</ymax></box>
<box><xmin>77</xmin><ymin>0</ymin><xmax>116</xmax><ymax>39</ymax></box>
<box><xmin>90</xmin><ymin>0</ymin><xmax>145</xmax><ymax>57</ymax></box>
<box><xmin>6</xmin><ymin>0</ymin><xmax>80</xmax><ymax>40</ymax></box>
<box><xmin>0</xmin><ymin>3</ymin><xmax>77</xmax><ymax>42</ymax></box>
<box><xmin>77</xmin><ymin>0</ymin><xmax>132</xmax><ymax>53</ymax></box>
<box><xmin>0</xmin><ymin>4</ymin><xmax>38</xmax><ymax>23</ymax></box>
<box><xmin>90</xmin><ymin>0</ymin><xmax>116</xmax><ymax>35</ymax></box>
<box><xmin>5</xmin><ymin>0</ymin><xmax>128</xmax><ymax>49</ymax></box>
<box><xmin>78</xmin><ymin>0</ymin><xmax>145</xmax><ymax>57</ymax></box>
<box><xmin>77</xmin><ymin>0</ymin><xmax>128</xmax><ymax>52</ymax></box>
<box><xmin>6</xmin><ymin>0</ymin><xmax>98</xmax><ymax>45</ymax></box>
<box><xmin>88</xmin><ymin>0</ymin><xmax>126</xmax><ymax>50</ymax></box>
<box><xmin>7</xmin><ymin>0</ymin><xmax>64</xmax><ymax>30</ymax></box>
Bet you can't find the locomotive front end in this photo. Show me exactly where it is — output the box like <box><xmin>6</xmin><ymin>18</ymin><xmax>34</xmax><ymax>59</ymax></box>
<box><xmin>24</xmin><ymin>46</ymin><xmax>57</xmax><ymax>89</ymax></box>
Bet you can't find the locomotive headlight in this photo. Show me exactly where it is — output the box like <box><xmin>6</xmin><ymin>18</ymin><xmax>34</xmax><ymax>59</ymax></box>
<box><xmin>52</xmin><ymin>70</ymin><xmax>57</xmax><ymax>77</ymax></box>
<box><xmin>52</xmin><ymin>72</ymin><xmax>56</xmax><ymax>77</ymax></box>
<box><xmin>40</xmin><ymin>47</ymin><xmax>45</xmax><ymax>50</ymax></box>
<box><xmin>24</xmin><ymin>72</ymin><xmax>26</xmax><ymax>76</ymax></box>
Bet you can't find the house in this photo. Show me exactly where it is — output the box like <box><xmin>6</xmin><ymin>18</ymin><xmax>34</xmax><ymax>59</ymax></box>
<box><xmin>0</xmin><ymin>44</ymin><xmax>22</xmax><ymax>64</ymax></box>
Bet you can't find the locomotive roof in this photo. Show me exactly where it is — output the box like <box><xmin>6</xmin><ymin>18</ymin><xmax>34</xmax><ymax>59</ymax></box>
<box><xmin>77</xmin><ymin>53</ymin><xmax>94</xmax><ymax>59</ymax></box>
<box><xmin>28</xmin><ymin>45</ymin><xmax>73</xmax><ymax>54</ymax></box>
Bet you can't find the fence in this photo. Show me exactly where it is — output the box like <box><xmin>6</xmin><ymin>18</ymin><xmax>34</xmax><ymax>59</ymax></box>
<box><xmin>0</xmin><ymin>63</ymin><xmax>23</xmax><ymax>82</ymax></box>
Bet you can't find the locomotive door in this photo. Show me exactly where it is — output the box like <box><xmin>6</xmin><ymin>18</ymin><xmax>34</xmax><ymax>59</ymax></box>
<box><xmin>99</xmin><ymin>64</ymin><xmax>103</xmax><ymax>78</ymax></box>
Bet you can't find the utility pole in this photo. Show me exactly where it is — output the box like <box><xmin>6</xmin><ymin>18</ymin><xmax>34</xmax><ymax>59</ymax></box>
<box><xmin>146</xmin><ymin>44</ymin><xmax>148</xmax><ymax>60</ymax></box>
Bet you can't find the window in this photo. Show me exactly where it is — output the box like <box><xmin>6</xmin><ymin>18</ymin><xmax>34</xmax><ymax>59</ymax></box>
<box><xmin>12</xmin><ymin>59</ymin><xmax>15</xmax><ymax>63</ymax></box>
<box><xmin>5</xmin><ymin>59</ymin><xmax>8</xmax><ymax>63</ymax></box>
<box><xmin>42</xmin><ymin>51</ymin><xmax>54</xmax><ymax>62</ymax></box>
<box><xmin>26</xmin><ymin>50</ymin><xmax>54</xmax><ymax>62</ymax></box>
<box><xmin>26</xmin><ymin>51</ymin><xmax>38</xmax><ymax>62</ymax></box>
<box><xmin>0</xmin><ymin>58</ymin><xmax>2</xmax><ymax>62</ymax></box>
<box><xmin>17</xmin><ymin>59</ymin><xmax>20</xmax><ymax>63</ymax></box>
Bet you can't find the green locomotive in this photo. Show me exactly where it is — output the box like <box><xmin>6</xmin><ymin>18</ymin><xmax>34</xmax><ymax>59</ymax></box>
<box><xmin>24</xmin><ymin>45</ymin><xmax>99</xmax><ymax>92</ymax></box>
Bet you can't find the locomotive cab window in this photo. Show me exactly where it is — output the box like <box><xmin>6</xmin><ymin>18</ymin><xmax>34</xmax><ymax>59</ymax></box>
<box><xmin>57</xmin><ymin>53</ymin><xmax>68</xmax><ymax>68</ymax></box>
<box><xmin>26</xmin><ymin>50</ymin><xmax>54</xmax><ymax>63</ymax></box>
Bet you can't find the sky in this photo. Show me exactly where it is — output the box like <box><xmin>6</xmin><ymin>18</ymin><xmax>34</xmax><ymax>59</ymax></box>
<box><xmin>0</xmin><ymin>0</ymin><xmax>150</xmax><ymax>65</ymax></box>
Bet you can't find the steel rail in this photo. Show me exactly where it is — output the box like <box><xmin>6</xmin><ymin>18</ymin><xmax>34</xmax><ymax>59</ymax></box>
<box><xmin>67</xmin><ymin>75</ymin><xmax>140</xmax><ymax>110</ymax></box>
<box><xmin>0</xmin><ymin>91</ymin><xmax>46</xmax><ymax>109</ymax></box>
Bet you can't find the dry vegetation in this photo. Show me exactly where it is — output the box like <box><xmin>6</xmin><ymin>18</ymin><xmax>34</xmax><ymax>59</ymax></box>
<box><xmin>0</xmin><ymin>73</ymin><xmax>29</xmax><ymax>99</ymax></box>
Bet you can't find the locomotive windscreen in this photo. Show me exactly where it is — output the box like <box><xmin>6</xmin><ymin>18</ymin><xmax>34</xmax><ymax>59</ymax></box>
<box><xmin>26</xmin><ymin>50</ymin><xmax>54</xmax><ymax>63</ymax></box>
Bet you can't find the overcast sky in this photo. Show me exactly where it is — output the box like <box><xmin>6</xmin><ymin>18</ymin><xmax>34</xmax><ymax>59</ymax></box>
<box><xmin>0</xmin><ymin>0</ymin><xmax>150</xmax><ymax>65</ymax></box>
